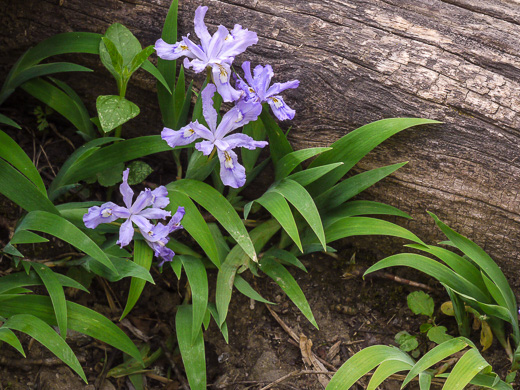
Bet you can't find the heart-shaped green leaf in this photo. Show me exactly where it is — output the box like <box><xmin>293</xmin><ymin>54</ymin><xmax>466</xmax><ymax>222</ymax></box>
<box><xmin>96</xmin><ymin>95</ymin><xmax>139</xmax><ymax>133</ymax></box>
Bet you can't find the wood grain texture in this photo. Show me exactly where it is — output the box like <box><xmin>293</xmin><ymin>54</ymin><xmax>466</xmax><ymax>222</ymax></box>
<box><xmin>2</xmin><ymin>0</ymin><xmax>520</xmax><ymax>283</ymax></box>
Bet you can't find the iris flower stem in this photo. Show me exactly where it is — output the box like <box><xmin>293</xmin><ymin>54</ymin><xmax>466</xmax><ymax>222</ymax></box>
<box><xmin>208</xmin><ymin>147</ymin><xmax>217</xmax><ymax>161</ymax></box>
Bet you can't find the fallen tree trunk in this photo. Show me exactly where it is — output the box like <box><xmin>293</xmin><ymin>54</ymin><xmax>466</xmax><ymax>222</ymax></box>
<box><xmin>2</xmin><ymin>0</ymin><xmax>520</xmax><ymax>285</ymax></box>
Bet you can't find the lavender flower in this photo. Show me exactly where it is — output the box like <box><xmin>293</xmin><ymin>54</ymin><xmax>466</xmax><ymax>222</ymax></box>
<box><xmin>236</xmin><ymin>61</ymin><xmax>299</xmax><ymax>120</ymax></box>
<box><xmin>83</xmin><ymin>169</ymin><xmax>171</xmax><ymax>248</ymax></box>
<box><xmin>141</xmin><ymin>206</ymin><xmax>185</xmax><ymax>267</ymax></box>
<box><xmin>155</xmin><ymin>6</ymin><xmax>257</xmax><ymax>102</ymax></box>
<box><xmin>162</xmin><ymin>84</ymin><xmax>267</xmax><ymax>188</ymax></box>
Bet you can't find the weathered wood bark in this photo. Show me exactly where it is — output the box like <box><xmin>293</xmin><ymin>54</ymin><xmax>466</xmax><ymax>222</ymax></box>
<box><xmin>2</xmin><ymin>0</ymin><xmax>520</xmax><ymax>285</ymax></box>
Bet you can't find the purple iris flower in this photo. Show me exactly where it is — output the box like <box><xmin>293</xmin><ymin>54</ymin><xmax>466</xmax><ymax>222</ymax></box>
<box><xmin>236</xmin><ymin>61</ymin><xmax>299</xmax><ymax>120</ymax></box>
<box><xmin>141</xmin><ymin>206</ymin><xmax>185</xmax><ymax>267</ymax></box>
<box><xmin>83</xmin><ymin>169</ymin><xmax>171</xmax><ymax>248</ymax></box>
<box><xmin>161</xmin><ymin>84</ymin><xmax>267</xmax><ymax>188</ymax></box>
<box><xmin>154</xmin><ymin>6</ymin><xmax>257</xmax><ymax>102</ymax></box>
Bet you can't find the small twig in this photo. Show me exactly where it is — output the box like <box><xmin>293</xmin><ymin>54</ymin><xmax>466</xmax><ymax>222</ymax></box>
<box><xmin>0</xmin><ymin>355</ymin><xmax>86</xmax><ymax>367</ymax></box>
<box><xmin>95</xmin><ymin>349</ymin><xmax>117</xmax><ymax>389</ymax></box>
<box><xmin>39</xmin><ymin>144</ymin><xmax>57</xmax><ymax>177</ymax></box>
<box><xmin>145</xmin><ymin>372</ymin><xmax>173</xmax><ymax>384</ymax></box>
<box><xmin>49</xmin><ymin>123</ymin><xmax>75</xmax><ymax>150</ymax></box>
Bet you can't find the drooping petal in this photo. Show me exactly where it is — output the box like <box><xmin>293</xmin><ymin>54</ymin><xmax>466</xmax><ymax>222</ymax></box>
<box><xmin>193</xmin><ymin>6</ymin><xmax>211</xmax><ymax>50</ymax></box>
<box><xmin>223</xmin><ymin>133</ymin><xmax>268</xmax><ymax>150</ymax></box>
<box><xmin>207</xmin><ymin>25</ymin><xmax>229</xmax><ymax>60</ymax></box>
<box><xmin>201</xmin><ymin>84</ymin><xmax>218</xmax><ymax>132</ymax></box>
<box><xmin>253</xmin><ymin>64</ymin><xmax>274</xmax><ymax>99</ymax></box>
<box><xmin>182</xmin><ymin>36</ymin><xmax>208</xmax><ymax>63</ymax></box>
<box><xmin>235</xmin><ymin>75</ymin><xmax>255</xmax><ymax>102</ymax></box>
<box><xmin>112</xmin><ymin>205</ymin><xmax>131</xmax><ymax>219</ymax></box>
<box><xmin>191</xmin><ymin>120</ymin><xmax>214</xmax><ymax>141</ymax></box>
<box><xmin>120</xmin><ymin>168</ymin><xmax>133</xmax><ymax>209</ymax></box>
<box><xmin>154</xmin><ymin>38</ymin><xmax>194</xmax><ymax>61</ymax></box>
<box><xmin>217</xmin><ymin>148</ymin><xmax>246</xmax><ymax>188</ymax></box>
<box><xmin>117</xmin><ymin>218</ymin><xmax>135</xmax><ymax>248</ymax></box>
<box><xmin>154</xmin><ymin>244</ymin><xmax>175</xmax><ymax>267</ymax></box>
<box><xmin>139</xmin><ymin>207</ymin><xmax>171</xmax><ymax>220</ymax></box>
<box><xmin>129</xmin><ymin>189</ymin><xmax>153</xmax><ymax>214</ymax></box>
<box><xmin>267</xmin><ymin>95</ymin><xmax>296</xmax><ymax>120</ymax></box>
<box><xmin>130</xmin><ymin>214</ymin><xmax>153</xmax><ymax>233</ymax></box>
<box><xmin>151</xmin><ymin>186</ymin><xmax>169</xmax><ymax>209</ymax></box>
<box><xmin>234</xmin><ymin>99</ymin><xmax>263</xmax><ymax>128</ymax></box>
<box><xmin>183</xmin><ymin>57</ymin><xmax>208</xmax><ymax>73</ymax></box>
<box><xmin>210</xmin><ymin>62</ymin><xmax>242</xmax><ymax>103</ymax></box>
<box><xmin>83</xmin><ymin>202</ymin><xmax>119</xmax><ymax>229</ymax></box>
<box><xmin>141</xmin><ymin>222</ymin><xmax>170</xmax><ymax>243</ymax></box>
<box><xmin>161</xmin><ymin>124</ymin><xmax>200</xmax><ymax>148</ymax></box>
<box><xmin>168</xmin><ymin>206</ymin><xmax>185</xmax><ymax>232</ymax></box>
<box><xmin>195</xmin><ymin>140</ymin><xmax>215</xmax><ymax>155</ymax></box>
<box><xmin>219</xmin><ymin>26</ymin><xmax>258</xmax><ymax>59</ymax></box>
<box><xmin>265</xmin><ymin>79</ymin><xmax>300</xmax><ymax>98</ymax></box>
<box><xmin>241</xmin><ymin>61</ymin><xmax>255</xmax><ymax>87</ymax></box>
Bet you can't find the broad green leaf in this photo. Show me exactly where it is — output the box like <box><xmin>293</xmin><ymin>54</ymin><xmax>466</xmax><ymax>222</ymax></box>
<box><xmin>323</xmin><ymin>200</ymin><xmax>411</xmax><ymax>227</ymax></box>
<box><xmin>467</xmin><ymin>373</ymin><xmax>513</xmax><ymax>389</ymax></box>
<box><xmin>129</xmin><ymin>46</ymin><xmax>155</xmax><ymax>75</ymax></box>
<box><xmin>216</xmin><ymin>219</ymin><xmax>280</xmax><ymax>326</ymax></box>
<box><xmin>0</xmin><ymin>271</ymin><xmax>88</xmax><ymax>295</ymax></box>
<box><xmin>176</xmin><ymin>305</ymin><xmax>206</xmax><ymax>390</ymax></box>
<box><xmin>101</xmin><ymin>37</ymin><xmax>124</xmax><ymax>75</ymax></box>
<box><xmin>445</xmin><ymin>286</ymin><xmax>471</xmax><ymax>338</ymax></box>
<box><xmin>287</xmin><ymin>162</ymin><xmax>343</xmax><ymax>187</ymax></box>
<box><xmin>120</xmin><ymin>240</ymin><xmax>154</xmax><ymax>320</ymax></box>
<box><xmin>0</xmin><ymin>130</ymin><xmax>45</xmax><ymax>193</ymax></box>
<box><xmin>271</xmin><ymin>178</ymin><xmax>326</xmax><ymax>250</ymax></box>
<box><xmin>3</xmin><ymin>314</ymin><xmax>86</xmax><ymax>382</ymax></box>
<box><xmin>99</xmin><ymin>23</ymin><xmax>142</xmax><ymax>79</ymax></box>
<box><xmin>0</xmin><ymin>113</ymin><xmax>20</xmax><ymax>128</ymax></box>
<box><xmin>173</xmin><ymin>65</ymin><xmax>187</xmax><ymax>124</ymax></box>
<box><xmin>96</xmin><ymin>162</ymin><xmax>125</xmax><ymax>187</ymax></box>
<box><xmin>315</xmin><ymin>162</ymin><xmax>407</xmax><ymax>211</ymax></box>
<box><xmin>442</xmin><ymin>348</ymin><xmax>489</xmax><ymax>390</ymax></box>
<box><xmin>367</xmin><ymin>359</ymin><xmax>413</xmax><ymax>390</ymax></box>
<box><xmin>58</xmin><ymin>136</ymin><xmax>173</xmax><ymax>187</ymax></box>
<box><xmin>141</xmin><ymin>60</ymin><xmax>171</xmax><ymax>94</ymax></box>
<box><xmin>402</xmin><ymin>337</ymin><xmax>474</xmax><ymax>387</ymax></box>
<box><xmin>207</xmin><ymin>223</ymin><xmax>230</xmax><ymax>267</ymax></box>
<box><xmin>180</xmin><ymin>256</ymin><xmax>208</xmax><ymax>342</ymax></box>
<box><xmin>0</xmin><ymin>159</ymin><xmax>58</xmax><ymax>214</ymax></box>
<box><xmin>17</xmin><ymin>211</ymin><xmax>117</xmax><ymax>273</ymax></box>
<box><xmin>207</xmin><ymin>303</ymin><xmax>229</xmax><ymax>343</ymax></box>
<box><xmin>395</xmin><ymin>331</ymin><xmax>419</xmax><ymax>352</ymax></box>
<box><xmin>260</xmin><ymin>105</ymin><xmax>294</xmax><ymax>165</ymax></box>
<box><xmin>419</xmin><ymin>373</ymin><xmax>433</xmax><ymax>390</ymax></box>
<box><xmin>96</xmin><ymin>95</ymin><xmax>140</xmax><ymax>133</ymax></box>
<box><xmin>234</xmin><ymin>275</ymin><xmax>274</xmax><ymax>304</ymax></box>
<box><xmin>32</xmin><ymin>263</ymin><xmax>68</xmax><ymax>339</ymax></box>
<box><xmin>406</xmin><ymin>244</ymin><xmax>487</xmax><ymax>295</ymax></box>
<box><xmin>49</xmin><ymin>77</ymin><xmax>95</xmax><ymax>140</ymax></box>
<box><xmin>127</xmin><ymin>160</ymin><xmax>153</xmax><ymax>185</ymax></box>
<box><xmin>48</xmin><ymin>137</ymin><xmax>119</xmax><ymax>200</ymax></box>
<box><xmin>246</xmin><ymin>191</ymin><xmax>302</xmax><ymax>252</ymax></box>
<box><xmin>327</xmin><ymin>345</ymin><xmax>413</xmax><ymax>390</ymax></box>
<box><xmin>259</xmin><ymin>258</ymin><xmax>318</xmax><ymax>328</ymax></box>
<box><xmin>275</xmin><ymin>147</ymin><xmax>332</xmax><ymax>180</ymax></box>
<box><xmin>83</xmin><ymin>254</ymin><xmax>154</xmax><ymax>283</ymax></box>
<box><xmin>429</xmin><ymin>213</ymin><xmax>518</xmax><ymax>338</ymax></box>
<box><xmin>365</xmin><ymin>253</ymin><xmax>490</xmax><ymax>303</ymax></box>
<box><xmin>185</xmin><ymin>150</ymin><xmax>218</xmax><ymax>181</ymax></box>
<box><xmin>427</xmin><ymin>326</ymin><xmax>453</xmax><ymax>344</ymax></box>
<box><xmin>0</xmin><ymin>32</ymin><xmax>102</xmax><ymax>105</ymax></box>
<box><xmin>308</xmin><ymin>118</ymin><xmax>441</xmax><ymax>195</ymax></box>
<box><xmin>10</xmin><ymin>230</ymin><xmax>48</xmax><ymax>244</ymax></box>
<box><xmin>8</xmin><ymin>63</ymin><xmax>92</xmax><ymax>97</ymax></box>
<box><xmin>165</xmin><ymin>191</ymin><xmax>220</xmax><ymax>267</ymax></box>
<box><xmin>242</xmin><ymin>120</ymin><xmax>266</xmax><ymax>172</ymax></box>
<box><xmin>264</xmin><ymin>248</ymin><xmax>307</xmax><ymax>272</ymax></box>
<box><xmin>0</xmin><ymin>295</ymin><xmax>141</xmax><ymax>363</ymax></box>
<box><xmin>323</xmin><ymin>217</ymin><xmax>424</xmax><ymax>245</ymax></box>
<box><xmin>21</xmin><ymin>78</ymin><xmax>92</xmax><ymax>139</ymax></box>
<box><xmin>169</xmin><ymin>180</ymin><xmax>257</xmax><ymax>262</ymax></box>
<box><xmin>407</xmin><ymin>291</ymin><xmax>434</xmax><ymax>317</ymax></box>
<box><xmin>0</xmin><ymin>327</ymin><xmax>25</xmax><ymax>356</ymax></box>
